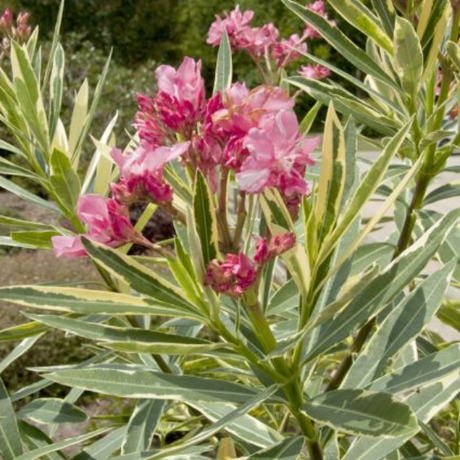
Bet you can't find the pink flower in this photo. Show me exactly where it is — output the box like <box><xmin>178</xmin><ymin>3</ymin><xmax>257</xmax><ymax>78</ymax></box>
<box><xmin>205</xmin><ymin>253</ymin><xmax>257</xmax><ymax>297</ymax></box>
<box><xmin>299</xmin><ymin>64</ymin><xmax>330</xmax><ymax>80</ymax></box>
<box><xmin>270</xmin><ymin>232</ymin><xmax>296</xmax><ymax>256</ymax></box>
<box><xmin>52</xmin><ymin>195</ymin><xmax>142</xmax><ymax>258</ymax></box>
<box><xmin>307</xmin><ymin>0</ymin><xmax>327</xmax><ymax>14</ymax></box>
<box><xmin>155</xmin><ymin>57</ymin><xmax>205</xmax><ymax>136</ymax></box>
<box><xmin>213</xmin><ymin>84</ymin><xmax>294</xmax><ymax>138</ymax></box>
<box><xmin>51</xmin><ymin>235</ymin><xmax>87</xmax><ymax>259</ymax></box>
<box><xmin>0</xmin><ymin>9</ymin><xmax>13</xmax><ymax>30</ymax></box>
<box><xmin>272</xmin><ymin>34</ymin><xmax>307</xmax><ymax>68</ymax></box>
<box><xmin>77</xmin><ymin>195</ymin><xmax>137</xmax><ymax>244</ymax></box>
<box><xmin>254</xmin><ymin>237</ymin><xmax>270</xmax><ymax>265</ymax></box>
<box><xmin>207</xmin><ymin>6</ymin><xmax>255</xmax><ymax>49</ymax></box>
<box><xmin>239</xmin><ymin>24</ymin><xmax>280</xmax><ymax>58</ymax></box>
<box><xmin>208</xmin><ymin>84</ymin><xmax>295</xmax><ymax>171</ymax></box>
<box><xmin>254</xmin><ymin>232</ymin><xmax>296</xmax><ymax>264</ymax></box>
<box><xmin>111</xmin><ymin>142</ymin><xmax>189</xmax><ymax>205</ymax></box>
<box><xmin>134</xmin><ymin>94</ymin><xmax>167</xmax><ymax>146</ymax></box>
<box><xmin>303</xmin><ymin>1</ymin><xmax>336</xmax><ymax>39</ymax></box>
<box><xmin>236</xmin><ymin>110</ymin><xmax>317</xmax><ymax>194</ymax></box>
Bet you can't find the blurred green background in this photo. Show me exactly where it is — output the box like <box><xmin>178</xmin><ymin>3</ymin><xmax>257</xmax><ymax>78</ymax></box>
<box><xmin>2</xmin><ymin>0</ymin><xmax>365</xmax><ymax>146</ymax></box>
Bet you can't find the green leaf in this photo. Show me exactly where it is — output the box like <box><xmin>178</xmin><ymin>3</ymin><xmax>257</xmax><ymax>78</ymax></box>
<box><xmin>12</xmin><ymin>230</ymin><xmax>61</xmax><ymax>249</ymax></box>
<box><xmin>261</xmin><ymin>189</ymin><xmax>310</xmax><ymax>297</ymax></box>
<box><xmin>368</xmin><ymin>343</ymin><xmax>460</xmax><ymax>395</ymax></box>
<box><xmin>343</xmin><ymin>260</ymin><xmax>455</xmax><ymax>389</ymax></box>
<box><xmin>299</xmin><ymin>101</ymin><xmax>322</xmax><ymax>135</ymax></box>
<box><xmin>0</xmin><ymin>215</ymin><xmax>57</xmax><ymax>232</ymax></box>
<box><xmin>25</xmin><ymin>312</ymin><xmax>221</xmax><ymax>351</ymax></box>
<box><xmin>343</xmin><ymin>372</ymin><xmax>460</xmax><ymax>460</ymax></box>
<box><xmin>328</xmin><ymin>0</ymin><xmax>393</xmax><ymax>54</ymax></box>
<box><xmin>193</xmin><ymin>171</ymin><xmax>219</xmax><ymax>266</ymax></box>
<box><xmin>315</xmin><ymin>104</ymin><xmax>346</xmax><ymax>241</ymax></box>
<box><xmin>317</xmin><ymin>118</ymin><xmax>413</xmax><ymax>266</ymax></box>
<box><xmin>437</xmin><ymin>301</ymin><xmax>460</xmax><ymax>332</ymax></box>
<box><xmin>82</xmin><ymin>113</ymin><xmax>118</xmax><ymax>194</ymax></box>
<box><xmin>0</xmin><ymin>236</ymin><xmax>35</xmax><ymax>249</ymax></box>
<box><xmin>15</xmin><ymin>428</ymin><xmax>111</xmax><ymax>460</ymax></box>
<box><xmin>418</xmin><ymin>420</ymin><xmax>454</xmax><ymax>457</ymax></box>
<box><xmin>424</xmin><ymin>182</ymin><xmax>460</xmax><ymax>205</ymax></box>
<box><xmin>0</xmin><ymin>322</ymin><xmax>49</xmax><ymax>342</ymax></box>
<box><xmin>303</xmin><ymin>389</ymin><xmax>417</xmax><ymax>437</ymax></box>
<box><xmin>267</xmin><ymin>279</ymin><xmax>299</xmax><ymax>316</ymax></box>
<box><xmin>304</xmin><ymin>209</ymin><xmax>460</xmax><ymax>363</ymax></box>
<box><xmin>167</xmin><ymin>237</ymin><xmax>204</xmax><ymax>308</ymax></box>
<box><xmin>50</xmin><ymin>148</ymin><xmax>81</xmax><ymax>215</ymax></box>
<box><xmin>447</xmin><ymin>41</ymin><xmax>460</xmax><ymax>74</ymax></box>
<box><xmin>282</xmin><ymin>0</ymin><xmax>399</xmax><ymax>90</ymax></box>
<box><xmin>0</xmin><ymin>156</ymin><xmax>40</xmax><ymax>179</ymax></box>
<box><xmin>49</xmin><ymin>43</ymin><xmax>65</xmax><ymax>139</ymax></box>
<box><xmin>71</xmin><ymin>51</ymin><xmax>112</xmax><ymax>166</ymax></box>
<box><xmin>41</xmin><ymin>0</ymin><xmax>64</xmax><ymax>91</ymax></box>
<box><xmin>291</xmin><ymin>50</ymin><xmax>404</xmax><ymax>116</ymax></box>
<box><xmin>188</xmin><ymin>401</ymin><xmax>284</xmax><ymax>448</ymax></box>
<box><xmin>18</xmin><ymin>398</ymin><xmax>87</xmax><ymax>424</ymax></box>
<box><xmin>418</xmin><ymin>210</ymin><xmax>460</xmax><ymax>283</ymax></box>
<box><xmin>213</xmin><ymin>30</ymin><xmax>232</xmax><ymax>96</ymax></box>
<box><xmin>287</xmin><ymin>77</ymin><xmax>401</xmax><ymax>136</ymax></box>
<box><xmin>102</xmin><ymin>340</ymin><xmax>226</xmax><ymax>355</ymax></box>
<box><xmin>269</xmin><ymin>263</ymin><xmax>378</xmax><ymax>360</ymax></box>
<box><xmin>393</xmin><ymin>17</ymin><xmax>423</xmax><ymax>98</ymax></box>
<box><xmin>10</xmin><ymin>42</ymin><xmax>49</xmax><ymax>155</ymax></box>
<box><xmin>68</xmin><ymin>79</ymin><xmax>89</xmax><ymax>159</ymax></box>
<box><xmin>419</xmin><ymin>0</ymin><xmax>448</xmax><ymax>48</ymax></box>
<box><xmin>81</xmin><ymin>238</ymin><xmax>199</xmax><ymax>314</ymax></box>
<box><xmin>73</xmin><ymin>426</ymin><xmax>127</xmax><ymax>460</ymax></box>
<box><xmin>122</xmin><ymin>400</ymin><xmax>164</xmax><ymax>454</ymax></box>
<box><xmin>0</xmin><ymin>176</ymin><xmax>59</xmax><ymax>213</ymax></box>
<box><xmin>0</xmin><ymin>335</ymin><xmax>43</xmax><ymax>374</ymax></box>
<box><xmin>421</xmin><ymin>3</ymin><xmax>449</xmax><ymax>81</ymax></box>
<box><xmin>134</xmin><ymin>385</ymin><xmax>280</xmax><ymax>460</ymax></box>
<box><xmin>247</xmin><ymin>437</ymin><xmax>305</xmax><ymax>459</ymax></box>
<box><xmin>371</xmin><ymin>0</ymin><xmax>395</xmax><ymax>37</ymax></box>
<box><xmin>0</xmin><ymin>379</ymin><xmax>23</xmax><ymax>460</ymax></box>
<box><xmin>0</xmin><ymin>285</ymin><xmax>199</xmax><ymax>318</ymax></box>
<box><xmin>19</xmin><ymin>422</ymin><xmax>65</xmax><ymax>460</ymax></box>
<box><xmin>44</xmin><ymin>367</ymin><xmax>281</xmax><ymax>404</ymax></box>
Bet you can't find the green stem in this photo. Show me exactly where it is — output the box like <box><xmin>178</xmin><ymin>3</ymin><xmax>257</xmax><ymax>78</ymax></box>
<box><xmin>232</xmin><ymin>191</ymin><xmax>247</xmax><ymax>251</ymax></box>
<box><xmin>217</xmin><ymin>167</ymin><xmax>232</xmax><ymax>251</ymax></box>
<box><xmin>243</xmin><ymin>294</ymin><xmax>323</xmax><ymax>458</ymax></box>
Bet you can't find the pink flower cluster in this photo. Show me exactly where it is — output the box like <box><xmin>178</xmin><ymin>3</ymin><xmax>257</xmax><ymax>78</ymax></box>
<box><xmin>205</xmin><ymin>232</ymin><xmax>296</xmax><ymax>297</ymax></box>
<box><xmin>205</xmin><ymin>253</ymin><xmax>257</xmax><ymax>297</ymax></box>
<box><xmin>134</xmin><ymin>57</ymin><xmax>319</xmax><ymax>209</ymax></box>
<box><xmin>207</xmin><ymin>5</ymin><xmax>306</xmax><ymax>68</ymax></box>
<box><xmin>207</xmin><ymin>2</ymin><xmax>335</xmax><ymax>69</ymax></box>
<box><xmin>52</xmin><ymin>195</ymin><xmax>144</xmax><ymax>258</ymax></box>
<box><xmin>254</xmin><ymin>232</ymin><xmax>297</xmax><ymax>265</ymax></box>
<box><xmin>52</xmin><ymin>36</ymin><xmax>320</xmax><ymax>257</ymax></box>
<box><xmin>0</xmin><ymin>8</ymin><xmax>31</xmax><ymax>41</ymax></box>
<box><xmin>299</xmin><ymin>64</ymin><xmax>330</xmax><ymax>80</ymax></box>
<box><xmin>0</xmin><ymin>8</ymin><xmax>32</xmax><ymax>57</ymax></box>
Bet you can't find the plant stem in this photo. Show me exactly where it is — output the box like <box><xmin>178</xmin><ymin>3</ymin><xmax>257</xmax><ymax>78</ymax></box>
<box><xmin>243</xmin><ymin>295</ymin><xmax>323</xmax><ymax>458</ymax></box>
<box><xmin>217</xmin><ymin>167</ymin><xmax>232</xmax><ymax>251</ymax></box>
<box><xmin>232</xmin><ymin>191</ymin><xmax>247</xmax><ymax>251</ymax></box>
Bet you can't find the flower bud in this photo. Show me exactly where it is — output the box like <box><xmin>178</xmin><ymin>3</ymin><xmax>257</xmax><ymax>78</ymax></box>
<box><xmin>205</xmin><ymin>253</ymin><xmax>257</xmax><ymax>297</ymax></box>
<box><xmin>0</xmin><ymin>8</ymin><xmax>13</xmax><ymax>30</ymax></box>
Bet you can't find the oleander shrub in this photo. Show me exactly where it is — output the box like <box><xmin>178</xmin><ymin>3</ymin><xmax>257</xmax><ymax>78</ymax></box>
<box><xmin>0</xmin><ymin>1</ymin><xmax>459</xmax><ymax>459</ymax></box>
